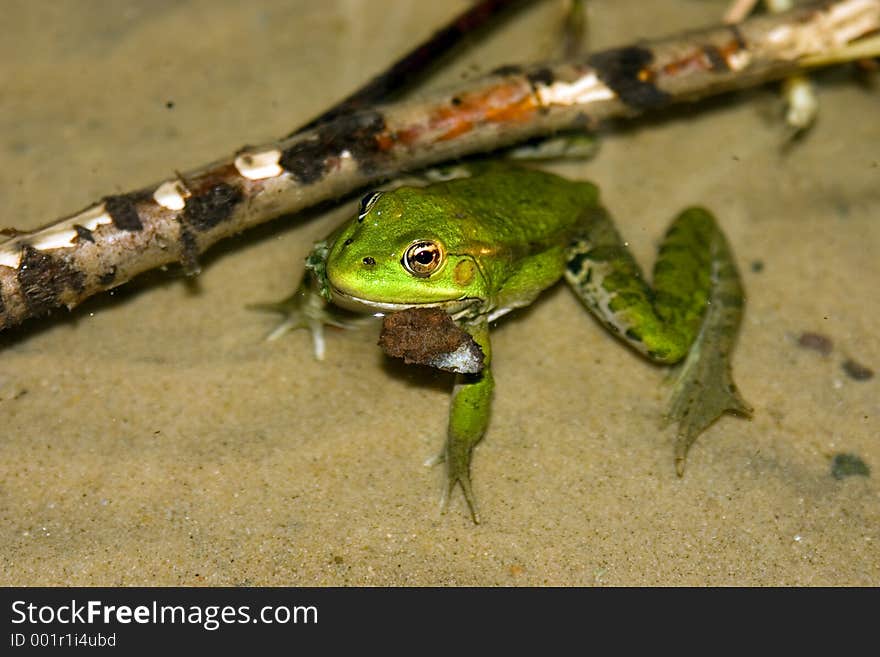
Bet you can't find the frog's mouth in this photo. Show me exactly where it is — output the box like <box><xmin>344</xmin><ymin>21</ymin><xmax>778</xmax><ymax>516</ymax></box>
<box><xmin>328</xmin><ymin>285</ymin><xmax>478</xmax><ymax>318</ymax></box>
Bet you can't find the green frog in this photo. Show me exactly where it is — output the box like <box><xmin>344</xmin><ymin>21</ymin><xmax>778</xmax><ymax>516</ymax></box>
<box><xmin>259</xmin><ymin>164</ymin><xmax>752</xmax><ymax>522</ymax></box>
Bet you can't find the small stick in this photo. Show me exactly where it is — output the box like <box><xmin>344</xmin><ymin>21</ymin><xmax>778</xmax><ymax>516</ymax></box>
<box><xmin>0</xmin><ymin>0</ymin><xmax>878</xmax><ymax>332</ymax></box>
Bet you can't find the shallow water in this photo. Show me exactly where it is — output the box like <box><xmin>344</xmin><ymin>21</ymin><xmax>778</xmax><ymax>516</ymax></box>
<box><xmin>1</xmin><ymin>0</ymin><xmax>877</xmax><ymax>585</ymax></box>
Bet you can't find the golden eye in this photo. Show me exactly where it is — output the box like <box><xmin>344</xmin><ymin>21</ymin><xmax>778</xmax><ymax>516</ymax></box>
<box><xmin>402</xmin><ymin>240</ymin><xmax>444</xmax><ymax>277</ymax></box>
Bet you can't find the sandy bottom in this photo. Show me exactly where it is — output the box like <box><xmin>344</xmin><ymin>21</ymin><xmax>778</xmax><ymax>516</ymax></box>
<box><xmin>1</xmin><ymin>0</ymin><xmax>877</xmax><ymax>586</ymax></box>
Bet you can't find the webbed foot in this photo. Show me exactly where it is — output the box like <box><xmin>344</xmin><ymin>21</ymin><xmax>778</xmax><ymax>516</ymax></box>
<box><xmin>248</xmin><ymin>278</ymin><xmax>357</xmax><ymax>360</ymax></box>
<box><xmin>664</xmin><ymin>323</ymin><xmax>752</xmax><ymax>476</ymax></box>
<box><xmin>428</xmin><ymin>446</ymin><xmax>481</xmax><ymax>524</ymax></box>
<box><xmin>428</xmin><ymin>320</ymin><xmax>492</xmax><ymax>524</ymax></box>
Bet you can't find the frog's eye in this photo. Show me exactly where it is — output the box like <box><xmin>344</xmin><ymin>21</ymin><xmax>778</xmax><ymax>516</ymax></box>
<box><xmin>402</xmin><ymin>240</ymin><xmax>445</xmax><ymax>277</ymax></box>
<box><xmin>357</xmin><ymin>191</ymin><xmax>382</xmax><ymax>221</ymax></box>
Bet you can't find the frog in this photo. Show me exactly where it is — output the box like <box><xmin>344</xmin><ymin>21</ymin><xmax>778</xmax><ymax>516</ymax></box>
<box><xmin>257</xmin><ymin>163</ymin><xmax>752</xmax><ymax>523</ymax></box>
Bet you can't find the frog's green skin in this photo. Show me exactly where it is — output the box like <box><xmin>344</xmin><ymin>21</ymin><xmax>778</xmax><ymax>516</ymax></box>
<box><xmin>265</xmin><ymin>164</ymin><xmax>751</xmax><ymax>523</ymax></box>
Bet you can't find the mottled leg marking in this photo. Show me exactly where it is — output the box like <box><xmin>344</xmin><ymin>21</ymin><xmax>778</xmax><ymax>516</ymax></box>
<box><xmin>441</xmin><ymin>319</ymin><xmax>493</xmax><ymax>524</ymax></box>
<box><xmin>565</xmin><ymin>206</ymin><xmax>751</xmax><ymax>471</ymax></box>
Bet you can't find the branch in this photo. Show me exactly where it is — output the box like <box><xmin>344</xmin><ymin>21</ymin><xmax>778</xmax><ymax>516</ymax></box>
<box><xmin>1</xmin><ymin>0</ymin><xmax>878</xmax><ymax>332</ymax></box>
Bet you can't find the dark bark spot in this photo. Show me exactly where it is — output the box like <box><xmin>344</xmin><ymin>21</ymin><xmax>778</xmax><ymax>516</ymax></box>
<box><xmin>728</xmin><ymin>24</ymin><xmax>747</xmax><ymax>50</ymax></box>
<box><xmin>526</xmin><ymin>67</ymin><xmax>555</xmax><ymax>87</ymax></box>
<box><xmin>280</xmin><ymin>110</ymin><xmax>387</xmax><ymax>184</ymax></box>
<box><xmin>73</xmin><ymin>224</ymin><xmax>95</xmax><ymax>243</ymax></box>
<box><xmin>17</xmin><ymin>245</ymin><xmax>85</xmax><ymax>316</ymax></box>
<box><xmin>702</xmin><ymin>45</ymin><xmax>729</xmax><ymax>72</ymax></box>
<box><xmin>490</xmin><ymin>64</ymin><xmax>524</xmax><ymax>77</ymax></box>
<box><xmin>177</xmin><ymin>223</ymin><xmax>200</xmax><ymax>275</ymax></box>
<box><xmin>182</xmin><ymin>183</ymin><xmax>243</xmax><ymax>231</ymax></box>
<box><xmin>588</xmin><ymin>46</ymin><xmax>670</xmax><ymax>110</ymax></box>
<box><xmin>103</xmin><ymin>194</ymin><xmax>144</xmax><ymax>231</ymax></box>
<box><xmin>99</xmin><ymin>266</ymin><xmax>117</xmax><ymax>286</ymax></box>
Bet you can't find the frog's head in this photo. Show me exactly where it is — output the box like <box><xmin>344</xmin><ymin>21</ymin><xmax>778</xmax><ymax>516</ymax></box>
<box><xmin>325</xmin><ymin>187</ymin><xmax>488</xmax><ymax>315</ymax></box>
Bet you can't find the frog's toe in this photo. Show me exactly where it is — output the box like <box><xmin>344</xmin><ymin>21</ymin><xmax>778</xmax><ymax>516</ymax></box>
<box><xmin>665</xmin><ymin>348</ymin><xmax>753</xmax><ymax>475</ymax></box>
<box><xmin>671</xmin><ymin>386</ymin><xmax>752</xmax><ymax>476</ymax></box>
<box><xmin>441</xmin><ymin>472</ymin><xmax>481</xmax><ymax>525</ymax></box>
<box><xmin>249</xmin><ymin>287</ymin><xmax>359</xmax><ymax>360</ymax></box>
<box><xmin>261</xmin><ymin>313</ymin><xmax>302</xmax><ymax>341</ymax></box>
<box><xmin>423</xmin><ymin>451</ymin><xmax>445</xmax><ymax>467</ymax></box>
<box><xmin>248</xmin><ymin>293</ymin><xmax>308</xmax><ymax>336</ymax></box>
<box><xmin>426</xmin><ymin>451</ymin><xmax>480</xmax><ymax>523</ymax></box>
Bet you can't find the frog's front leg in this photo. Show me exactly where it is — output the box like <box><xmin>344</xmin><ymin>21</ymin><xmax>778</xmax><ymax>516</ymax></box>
<box><xmin>565</xmin><ymin>206</ymin><xmax>752</xmax><ymax>473</ymax></box>
<box><xmin>250</xmin><ymin>238</ymin><xmax>359</xmax><ymax>360</ymax></box>
<box><xmin>442</xmin><ymin>319</ymin><xmax>493</xmax><ymax>524</ymax></box>
<box><xmin>249</xmin><ymin>270</ymin><xmax>359</xmax><ymax>360</ymax></box>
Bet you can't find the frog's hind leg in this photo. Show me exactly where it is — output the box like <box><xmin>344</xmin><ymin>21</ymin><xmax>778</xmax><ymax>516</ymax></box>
<box><xmin>564</xmin><ymin>206</ymin><xmax>752</xmax><ymax>473</ymax></box>
<box><xmin>658</xmin><ymin>212</ymin><xmax>753</xmax><ymax>473</ymax></box>
<box><xmin>437</xmin><ymin>319</ymin><xmax>494</xmax><ymax>524</ymax></box>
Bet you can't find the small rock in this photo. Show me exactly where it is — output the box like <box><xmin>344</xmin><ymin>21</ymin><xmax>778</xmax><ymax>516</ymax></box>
<box><xmin>831</xmin><ymin>453</ymin><xmax>870</xmax><ymax>480</ymax></box>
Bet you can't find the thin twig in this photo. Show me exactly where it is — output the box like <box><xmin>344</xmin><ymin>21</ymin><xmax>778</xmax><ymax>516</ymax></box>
<box><xmin>561</xmin><ymin>0</ymin><xmax>589</xmax><ymax>60</ymax></box>
<box><xmin>0</xmin><ymin>0</ymin><xmax>878</xmax><ymax>332</ymax></box>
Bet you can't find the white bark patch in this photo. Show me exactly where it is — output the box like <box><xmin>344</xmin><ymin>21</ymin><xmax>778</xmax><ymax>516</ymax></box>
<box><xmin>153</xmin><ymin>179</ymin><xmax>191</xmax><ymax>210</ymax></box>
<box><xmin>0</xmin><ymin>248</ymin><xmax>21</xmax><ymax>268</ymax></box>
<box><xmin>827</xmin><ymin>0</ymin><xmax>880</xmax><ymax>45</ymax></box>
<box><xmin>234</xmin><ymin>149</ymin><xmax>283</xmax><ymax>180</ymax></box>
<box><xmin>726</xmin><ymin>50</ymin><xmax>752</xmax><ymax>71</ymax></box>
<box><xmin>535</xmin><ymin>72</ymin><xmax>615</xmax><ymax>107</ymax></box>
<box><xmin>766</xmin><ymin>0</ymin><xmax>880</xmax><ymax>60</ymax></box>
<box><xmin>0</xmin><ymin>204</ymin><xmax>112</xmax><ymax>268</ymax></box>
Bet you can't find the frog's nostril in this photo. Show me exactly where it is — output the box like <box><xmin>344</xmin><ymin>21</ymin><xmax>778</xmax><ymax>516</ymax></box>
<box><xmin>362</xmin><ymin>256</ymin><xmax>376</xmax><ymax>266</ymax></box>
<box><xmin>343</xmin><ymin>238</ymin><xmax>353</xmax><ymax>246</ymax></box>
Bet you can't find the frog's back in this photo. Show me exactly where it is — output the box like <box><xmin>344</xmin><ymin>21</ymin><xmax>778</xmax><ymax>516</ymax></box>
<box><xmin>429</xmin><ymin>167</ymin><xmax>597</xmax><ymax>244</ymax></box>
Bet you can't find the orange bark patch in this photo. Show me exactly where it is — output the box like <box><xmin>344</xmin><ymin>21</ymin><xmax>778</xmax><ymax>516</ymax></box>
<box><xmin>661</xmin><ymin>49</ymin><xmax>713</xmax><ymax>77</ymax></box>
<box><xmin>383</xmin><ymin>82</ymin><xmax>538</xmax><ymax>148</ymax></box>
<box><xmin>435</xmin><ymin>83</ymin><xmax>537</xmax><ymax>141</ymax></box>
